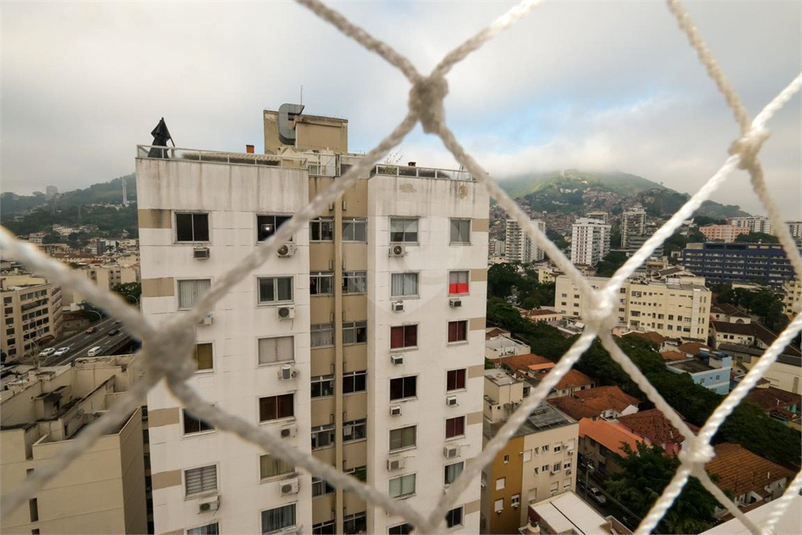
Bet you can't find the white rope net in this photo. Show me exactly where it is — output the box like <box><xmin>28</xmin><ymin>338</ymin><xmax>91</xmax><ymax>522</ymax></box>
<box><xmin>2</xmin><ymin>0</ymin><xmax>801</xmax><ymax>533</ymax></box>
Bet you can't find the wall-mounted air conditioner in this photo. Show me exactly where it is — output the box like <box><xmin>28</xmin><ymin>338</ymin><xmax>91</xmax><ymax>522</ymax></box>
<box><xmin>277</xmin><ymin>306</ymin><xmax>295</xmax><ymax>320</ymax></box>
<box><xmin>389</xmin><ymin>245</ymin><xmax>406</xmax><ymax>257</ymax></box>
<box><xmin>193</xmin><ymin>247</ymin><xmax>210</xmax><ymax>260</ymax></box>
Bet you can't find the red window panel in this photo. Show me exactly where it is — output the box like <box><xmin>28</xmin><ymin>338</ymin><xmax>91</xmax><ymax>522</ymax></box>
<box><xmin>448</xmin><ymin>282</ymin><xmax>469</xmax><ymax>295</ymax></box>
<box><xmin>445</xmin><ymin>416</ymin><xmax>465</xmax><ymax>439</ymax></box>
<box><xmin>391</xmin><ymin>326</ymin><xmax>404</xmax><ymax>349</ymax></box>
<box><xmin>448</xmin><ymin>321</ymin><xmax>467</xmax><ymax>343</ymax></box>
<box><xmin>391</xmin><ymin>325</ymin><xmax>418</xmax><ymax>349</ymax></box>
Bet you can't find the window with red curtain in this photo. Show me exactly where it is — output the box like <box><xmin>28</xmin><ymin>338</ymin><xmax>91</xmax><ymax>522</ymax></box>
<box><xmin>448</xmin><ymin>271</ymin><xmax>469</xmax><ymax>295</ymax></box>
<box><xmin>447</xmin><ymin>321</ymin><xmax>467</xmax><ymax>343</ymax></box>
<box><xmin>445</xmin><ymin>416</ymin><xmax>465</xmax><ymax>439</ymax></box>
<box><xmin>447</xmin><ymin>369</ymin><xmax>466</xmax><ymax>391</ymax></box>
<box><xmin>391</xmin><ymin>325</ymin><xmax>418</xmax><ymax>349</ymax></box>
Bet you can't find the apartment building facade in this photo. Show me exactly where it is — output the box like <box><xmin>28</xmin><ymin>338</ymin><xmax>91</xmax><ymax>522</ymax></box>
<box><xmin>681</xmin><ymin>242</ymin><xmax>799</xmax><ymax>287</ymax></box>
<box><xmin>554</xmin><ymin>275</ymin><xmax>711</xmax><ymax>341</ymax></box>
<box><xmin>570</xmin><ymin>219</ymin><xmax>610</xmax><ymax>267</ymax></box>
<box><xmin>1</xmin><ymin>275</ymin><xmax>63</xmax><ymax>361</ymax></box>
<box><xmin>505</xmin><ymin>218</ymin><xmax>546</xmax><ymax>264</ymax></box>
<box><xmin>727</xmin><ymin>216</ymin><xmax>772</xmax><ymax>234</ymax></box>
<box><xmin>138</xmin><ymin>107</ymin><xmax>487</xmax><ymax>535</ymax></box>
<box><xmin>0</xmin><ymin>356</ymin><xmax>147</xmax><ymax>534</ymax></box>
<box><xmin>620</xmin><ymin>209</ymin><xmax>646</xmax><ymax>249</ymax></box>
<box><xmin>699</xmin><ymin>224</ymin><xmax>750</xmax><ymax>242</ymax></box>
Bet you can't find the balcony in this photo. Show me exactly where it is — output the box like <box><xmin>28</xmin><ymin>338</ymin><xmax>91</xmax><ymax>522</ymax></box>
<box><xmin>371</xmin><ymin>164</ymin><xmax>472</xmax><ymax>182</ymax></box>
<box><xmin>136</xmin><ymin>145</ymin><xmax>307</xmax><ymax>168</ymax></box>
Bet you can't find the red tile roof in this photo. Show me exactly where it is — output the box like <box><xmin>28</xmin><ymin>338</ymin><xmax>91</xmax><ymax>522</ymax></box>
<box><xmin>678</xmin><ymin>342</ymin><xmax>713</xmax><ymax>355</ymax></box>
<box><xmin>554</xmin><ymin>369</ymin><xmax>595</xmax><ymax>390</ymax></box>
<box><xmin>496</xmin><ymin>353</ymin><xmax>554</xmax><ymax>372</ymax></box>
<box><xmin>625</xmin><ymin>331</ymin><xmax>666</xmax><ymax>344</ymax></box>
<box><xmin>485</xmin><ymin>327</ymin><xmax>509</xmax><ymax>339</ymax></box>
<box><xmin>526</xmin><ymin>308</ymin><xmax>560</xmax><ymax>317</ymax></box>
<box><xmin>706</xmin><ymin>443</ymin><xmax>794</xmax><ymax>498</ymax></box>
<box><xmin>547</xmin><ymin>386</ymin><xmax>639</xmax><ymax>420</ymax></box>
<box><xmin>744</xmin><ymin>386</ymin><xmax>801</xmax><ymax>413</ymax></box>
<box><xmin>660</xmin><ymin>350</ymin><xmax>687</xmax><ymax>361</ymax></box>
<box><xmin>618</xmin><ymin>408</ymin><xmax>698</xmax><ymax>447</ymax></box>
<box><xmin>579</xmin><ymin>418</ymin><xmax>648</xmax><ymax>455</ymax></box>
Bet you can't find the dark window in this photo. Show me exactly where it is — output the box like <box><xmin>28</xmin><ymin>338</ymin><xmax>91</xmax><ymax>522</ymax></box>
<box><xmin>343</xmin><ymin>371</ymin><xmax>367</xmax><ymax>394</ymax></box>
<box><xmin>310</xmin><ymin>218</ymin><xmax>334</xmax><ymax>241</ymax></box>
<box><xmin>390</xmin><ymin>376</ymin><xmax>417</xmax><ymax>400</ymax></box>
<box><xmin>261</xmin><ymin>504</ymin><xmax>296</xmax><ymax>533</ymax></box>
<box><xmin>312</xmin><ymin>520</ymin><xmax>336</xmax><ymax>535</ymax></box>
<box><xmin>183</xmin><ymin>409</ymin><xmax>214</xmax><ymax>434</ymax></box>
<box><xmin>445</xmin><ymin>416</ymin><xmax>465</xmax><ymax>439</ymax></box>
<box><xmin>448</xmin><ymin>320</ymin><xmax>468</xmax><ymax>343</ymax></box>
<box><xmin>259</xmin><ymin>394</ymin><xmax>294</xmax><ymax>422</ymax></box>
<box><xmin>188</xmin><ymin>523</ymin><xmax>219</xmax><ymax>535</ymax></box>
<box><xmin>390</xmin><ymin>325</ymin><xmax>417</xmax><ymax>349</ymax></box>
<box><xmin>29</xmin><ymin>498</ymin><xmax>38</xmax><ymax>522</ymax></box>
<box><xmin>311</xmin><ymin>424</ymin><xmax>336</xmax><ymax>450</ymax></box>
<box><xmin>445</xmin><ymin>507</ymin><xmax>464</xmax><ymax>528</ymax></box>
<box><xmin>389</xmin><ymin>524</ymin><xmax>414</xmax><ymax>535</ymax></box>
<box><xmin>311</xmin><ymin>375</ymin><xmax>335</xmax><ymax>398</ymax></box>
<box><xmin>444</xmin><ymin>462</ymin><xmax>464</xmax><ymax>485</ymax></box>
<box><xmin>176</xmin><ymin>213</ymin><xmax>209</xmax><ymax>242</ymax></box>
<box><xmin>343</xmin><ymin>321</ymin><xmax>367</xmax><ymax>344</ymax></box>
<box><xmin>192</xmin><ymin>343</ymin><xmax>214</xmax><ymax>371</ymax></box>
<box><xmin>447</xmin><ymin>369</ymin><xmax>466</xmax><ymax>391</ymax></box>
<box><xmin>257</xmin><ymin>215</ymin><xmax>291</xmax><ymax>242</ymax></box>
<box><xmin>312</xmin><ymin>477</ymin><xmax>335</xmax><ymax>497</ymax></box>
<box><xmin>390</xmin><ymin>218</ymin><xmax>418</xmax><ymax>243</ymax></box>
<box><xmin>343</xmin><ymin>418</ymin><xmax>367</xmax><ymax>442</ymax></box>
<box><xmin>343</xmin><ymin>512</ymin><xmax>367</xmax><ymax>535</ymax></box>
<box><xmin>258</xmin><ymin>277</ymin><xmax>293</xmax><ymax>303</ymax></box>
<box><xmin>310</xmin><ymin>272</ymin><xmax>334</xmax><ymax>296</ymax></box>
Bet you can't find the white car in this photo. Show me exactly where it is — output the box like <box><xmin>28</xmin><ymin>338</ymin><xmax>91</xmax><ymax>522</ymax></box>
<box><xmin>52</xmin><ymin>347</ymin><xmax>70</xmax><ymax>357</ymax></box>
<box><xmin>588</xmin><ymin>486</ymin><xmax>607</xmax><ymax>504</ymax></box>
<box><xmin>38</xmin><ymin>348</ymin><xmax>56</xmax><ymax>357</ymax></box>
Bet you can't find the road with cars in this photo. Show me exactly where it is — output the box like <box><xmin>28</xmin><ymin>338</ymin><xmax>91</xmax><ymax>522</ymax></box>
<box><xmin>38</xmin><ymin>318</ymin><xmax>133</xmax><ymax>366</ymax></box>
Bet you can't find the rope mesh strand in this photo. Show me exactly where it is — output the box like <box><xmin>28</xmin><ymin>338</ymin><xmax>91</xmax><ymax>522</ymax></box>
<box><xmin>1</xmin><ymin>0</ymin><xmax>800</xmax><ymax>533</ymax></box>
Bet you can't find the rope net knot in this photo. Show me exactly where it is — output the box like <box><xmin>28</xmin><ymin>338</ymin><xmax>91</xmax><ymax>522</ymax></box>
<box><xmin>729</xmin><ymin>126</ymin><xmax>771</xmax><ymax>169</ymax></box>
<box><xmin>409</xmin><ymin>75</ymin><xmax>449</xmax><ymax>133</ymax></box>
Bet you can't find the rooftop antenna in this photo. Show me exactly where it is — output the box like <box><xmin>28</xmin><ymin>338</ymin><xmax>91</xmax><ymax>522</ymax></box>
<box><xmin>300</xmin><ymin>85</ymin><xmax>303</xmax><ymax>106</ymax></box>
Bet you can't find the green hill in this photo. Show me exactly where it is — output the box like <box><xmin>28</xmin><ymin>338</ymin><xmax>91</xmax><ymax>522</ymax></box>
<box><xmin>1</xmin><ymin>174</ymin><xmax>135</xmax><ymax>216</ymax></box>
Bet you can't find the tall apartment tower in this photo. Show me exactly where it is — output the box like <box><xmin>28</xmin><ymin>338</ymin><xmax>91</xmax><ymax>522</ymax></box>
<box><xmin>138</xmin><ymin>106</ymin><xmax>488</xmax><ymax>535</ymax></box>
<box><xmin>570</xmin><ymin>218</ymin><xmax>610</xmax><ymax>267</ymax></box>
<box><xmin>505</xmin><ymin>219</ymin><xmax>546</xmax><ymax>264</ymax></box>
<box><xmin>620</xmin><ymin>208</ymin><xmax>646</xmax><ymax>249</ymax></box>
<box><xmin>727</xmin><ymin>216</ymin><xmax>772</xmax><ymax>235</ymax></box>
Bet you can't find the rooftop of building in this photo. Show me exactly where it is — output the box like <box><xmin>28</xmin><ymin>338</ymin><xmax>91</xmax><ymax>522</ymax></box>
<box><xmin>743</xmin><ymin>386</ymin><xmax>801</xmax><ymax>412</ymax></box>
<box><xmin>547</xmin><ymin>386</ymin><xmax>639</xmax><ymax>421</ymax></box>
<box><xmin>713</xmin><ymin>322</ymin><xmax>801</xmax><ymax>357</ymax></box>
<box><xmin>711</xmin><ymin>303</ymin><xmax>751</xmax><ymax>317</ymax></box>
<box><xmin>667</xmin><ymin>358</ymin><xmax>718</xmax><ymax>374</ymax></box>
<box><xmin>624</xmin><ymin>331</ymin><xmax>666</xmax><ymax>345</ymax></box>
<box><xmin>525</xmin><ymin>308</ymin><xmax>561</xmax><ymax>317</ymax></box>
<box><xmin>485</xmin><ymin>327</ymin><xmax>510</xmax><ymax>339</ymax></box>
<box><xmin>484</xmin><ymin>368</ymin><xmax>520</xmax><ymax>387</ymax></box>
<box><xmin>553</xmin><ymin>369</ymin><xmax>595</xmax><ymax>391</ymax></box>
<box><xmin>484</xmin><ymin>401</ymin><xmax>576</xmax><ymax>440</ymax></box>
<box><xmin>496</xmin><ymin>353</ymin><xmax>554</xmax><ymax>373</ymax></box>
<box><xmin>617</xmin><ymin>408</ymin><xmax>698</xmax><ymax>446</ymax></box>
<box><xmin>579</xmin><ymin>417</ymin><xmax>648</xmax><ymax>455</ymax></box>
<box><xmin>702</xmin><ymin>493</ymin><xmax>802</xmax><ymax>535</ymax></box>
<box><xmin>705</xmin><ymin>443</ymin><xmax>794</xmax><ymax>498</ymax></box>
<box><xmin>523</xmin><ymin>491</ymin><xmax>628</xmax><ymax>535</ymax></box>
<box><xmin>678</xmin><ymin>341</ymin><xmax>714</xmax><ymax>355</ymax></box>
<box><xmin>718</xmin><ymin>343</ymin><xmax>802</xmax><ymax>365</ymax></box>
<box><xmin>660</xmin><ymin>350</ymin><xmax>687</xmax><ymax>361</ymax></box>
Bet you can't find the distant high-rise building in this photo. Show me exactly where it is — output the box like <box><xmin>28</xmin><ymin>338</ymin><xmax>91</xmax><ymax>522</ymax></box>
<box><xmin>121</xmin><ymin>177</ymin><xmax>128</xmax><ymax>207</ymax></box>
<box><xmin>727</xmin><ymin>216</ymin><xmax>772</xmax><ymax>235</ymax></box>
<box><xmin>787</xmin><ymin>221</ymin><xmax>802</xmax><ymax>243</ymax></box>
<box><xmin>505</xmin><ymin>219</ymin><xmax>546</xmax><ymax>263</ymax></box>
<box><xmin>570</xmin><ymin>218</ymin><xmax>610</xmax><ymax>266</ymax></box>
<box><xmin>585</xmin><ymin>211</ymin><xmax>609</xmax><ymax>224</ymax></box>
<box><xmin>698</xmin><ymin>224</ymin><xmax>750</xmax><ymax>242</ymax></box>
<box><xmin>621</xmin><ymin>208</ymin><xmax>646</xmax><ymax>249</ymax></box>
<box><xmin>682</xmin><ymin>242</ymin><xmax>799</xmax><ymax>287</ymax></box>
<box><xmin>1</xmin><ymin>274</ymin><xmax>63</xmax><ymax>360</ymax></box>
<box><xmin>45</xmin><ymin>185</ymin><xmax>58</xmax><ymax>198</ymax></box>
<box><xmin>138</xmin><ymin>106</ymin><xmax>487</xmax><ymax>535</ymax></box>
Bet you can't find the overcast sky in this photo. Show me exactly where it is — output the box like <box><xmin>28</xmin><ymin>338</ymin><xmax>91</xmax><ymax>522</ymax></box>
<box><xmin>2</xmin><ymin>1</ymin><xmax>800</xmax><ymax>218</ymax></box>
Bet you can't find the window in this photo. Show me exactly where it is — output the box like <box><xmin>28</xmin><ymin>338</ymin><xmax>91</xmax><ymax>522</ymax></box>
<box><xmin>390</xmin><ymin>425</ymin><xmax>416</xmax><ymax>451</ymax></box>
<box><xmin>188</xmin><ymin>524</ymin><xmax>220</xmax><ymax>535</ymax></box>
<box><xmin>511</xmin><ymin>494</ymin><xmax>521</xmax><ymax>508</ymax></box>
<box><xmin>183</xmin><ymin>409</ymin><xmax>214</xmax><ymax>435</ymax></box>
<box><xmin>391</xmin><ymin>273</ymin><xmax>418</xmax><ymax>297</ymax></box>
<box><xmin>449</xmin><ymin>271</ymin><xmax>469</xmax><ymax>295</ymax></box>
<box><xmin>192</xmin><ymin>343</ymin><xmax>214</xmax><ymax>371</ymax></box>
<box><xmin>553</xmin><ymin>444</ymin><xmax>562</xmax><ymax>453</ymax></box>
<box><xmin>503</xmin><ymin>454</ymin><xmax>510</xmax><ymax>463</ymax></box>
<box><xmin>445</xmin><ymin>416</ymin><xmax>465</xmax><ymax>439</ymax></box>
<box><xmin>390</xmin><ymin>217</ymin><xmax>418</xmax><ymax>243</ymax></box>
<box><xmin>445</xmin><ymin>506</ymin><xmax>464</xmax><ymax>528</ymax></box>
<box><xmin>310</xmin><ymin>272</ymin><xmax>334</xmax><ymax>296</ymax></box>
<box><xmin>343</xmin><ymin>271</ymin><xmax>367</xmax><ymax>294</ymax></box>
<box><xmin>311</xmin><ymin>375</ymin><xmax>335</xmax><ymax>398</ymax></box>
<box><xmin>447</xmin><ymin>369</ymin><xmax>466</xmax><ymax>391</ymax></box>
<box><xmin>343</xmin><ymin>321</ymin><xmax>367</xmax><ymax>344</ymax></box>
<box><xmin>311</xmin><ymin>324</ymin><xmax>334</xmax><ymax>347</ymax></box>
<box><xmin>311</xmin><ymin>424</ymin><xmax>335</xmax><ymax>449</ymax></box>
<box><xmin>390</xmin><ymin>325</ymin><xmax>418</xmax><ymax>349</ymax></box>
<box><xmin>389</xmin><ymin>474</ymin><xmax>416</xmax><ymax>498</ymax></box>
<box><xmin>450</xmin><ymin>219</ymin><xmax>470</xmax><ymax>244</ymax></box>
<box><xmin>343</xmin><ymin>418</ymin><xmax>367</xmax><ymax>442</ymax></box>
<box><xmin>185</xmin><ymin>465</ymin><xmax>217</xmax><ymax>496</ymax></box>
<box><xmin>342</xmin><ymin>218</ymin><xmax>367</xmax><ymax>241</ymax></box>
<box><xmin>176</xmin><ymin>213</ymin><xmax>209</xmax><ymax>242</ymax></box>
<box><xmin>312</xmin><ymin>477</ymin><xmax>335</xmax><ymax>497</ymax></box>
<box><xmin>389</xmin><ymin>523</ymin><xmax>414</xmax><ymax>535</ymax></box>
<box><xmin>444</xmin><ymin>461</ymin><xmax>464</xmax><ymax>485</ymax></box>
<box><xmin>258</xmin><ymin>277</ymin><xmax>293</xmax><ymax>303</ymax></box>
<box><xmin>523</xmin><ymin>450</ymin><xmax>532</xmax><ymax>462</ymax></box>
<box><xmin>178</xmin><ymin>279</ymin><xmax>211</xmax><ymax>309</ymax></box>
<box><xmin>390</xmin><ymin>376</ymin><xmax>417</xmax><ymax>400</ymax></box>
<box><xmin>29</xmin><ymin>498</ymin><xmax>38</xmax><ymax>522</ymax></box>
<box><xmin>310</xmin><ymin>217</ymin><xmax>334</xmax><ymax>241</ymax></box>
<box><xmin>313</xmin><ymin>520</ymin><xmax>336</xmax><ymax>535</ymax></box>
<box><xmin>259</xmin><ymin>394</ymin><xmax>294</xmax><ymax>422</ymax></box>
<box><xmin>260</xmin><ymin>454</ymin><xmax>294</xmax><ymax>479</ymax></box>
<box><xmin>258</xmin><ymin>336</ymin><xmax>294</xmax><ymax>365</ymax></box>
<box><xmin>496</xmin><ymin>477</ymin><xmax>506</xmax><ymax>490</ymax></box>
<box><xmin>343</xmin><ymin>512</ymin><xmax>367</xmax><ymax>535</ymax></box>
<box><xmin>345</xmin><ymin>465</ymin><xmax>368</xmax><ymax>482</ymax></box>
<box><xmin>343</xmin><ymin>370</ymin><xmax>367</xmax><ymax>393</ymax></box>
<box><xmin>552</xmin><ymin>462</ymin><xmax>561</xmax><ymax>472</ymax></box>
<box><xmin>494</xmin><ymin>498</ymin><xmax>504</xmax><ymax>512</ymax></box>
<box><xmin>448</xmin><ymin>320</ymin><xmax>468</xmax><ymax>343</ymax></box>
<box><xmin>257</xmin><ymin>215</ymin><xmax>291</xmax><ymax>242</ymax></box>
<box><xmin>261</xmin><ymin>504</ymin><xmax>296</xmax><ymax>534</ymax></box>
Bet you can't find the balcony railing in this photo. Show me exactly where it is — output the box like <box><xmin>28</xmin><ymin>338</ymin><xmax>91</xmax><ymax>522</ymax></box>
<box><xmin>136</xmin><ymin>145</ymin><xmax>307</xmax><ymax>167</ymax></box>
<box><xmin>371</xmin><ymin>164</ymin><xmax>472</xmax><ymax>182</ymax></box>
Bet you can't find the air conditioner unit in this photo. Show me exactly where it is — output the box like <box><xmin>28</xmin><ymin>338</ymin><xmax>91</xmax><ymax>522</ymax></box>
<box><xmin>278</xmin><ymin>364</ymin><xmax>298</xmax><ymax>380</ymax></box>
<box><xmin>392</xmin><ymin>301</ymin><xmax>404</xmax><ymax>312</ymax></box>
<box><xmin>567</xmin><ymin>450</ymin><xmax>574</xmax><ymax>456</ymax></box>
<box><xmin>193</xmin><ymin>247</ymin><xmax>210</xmax><ymax>260</ymax></box>
<box><xmin>390</xmin><ymin>405</ymin><xmax>402</xmax><ymax>417</ymax></box>
<box><xmin>277</xmin><ymin>306</ymin><xmax>295</xmax><ymax>320</ymax></box>
<box><xmin>449</xmin><ymin>298</ymin><xmax>462</xmax><ymax>308</ymax></box>
<box><xmin>446</xmin><ymin>396</ymin><xmax>458</xmax><ymax>407</ymax></box>
<box><xmin>280</xmin><ymin>478</ymin><xmax>300</xmax><ymax>496</ymax></box>
<box><xmin>198</xmin><ymin>496</ymin><xmax>220</xmax><ymax>513</ymax></box>
<box><xmin>199</xmin><ymin>314</ymin><xmax>213</xmax><ymax>326</ymax></box>
<box><xmin>390</xmin><ymin>354</ymin><xmax>404</xmax><ymax>366</ymax></box>
<box><xmin>389</xmin><ymin>245</ymin><xmax>406</xmax><ymax>257</ymax></box>
<box><xmin>443</xmin><ymin>445</ymin><xmax>460</xmax><ymax>459</ymax></box>
<box><xmin>387</xmin><ymin>457</ymin><xmax>405</xmax><ymax>472</ymax></box>
<box><xmin>280</xmin><ymin>425</ymin><xmax>297</xmax><ymax>439</ymax></box>
<box><xmin>277</xmin><ymin>243</ymin><xmax>296</xmax><ymax>258</ymax></box>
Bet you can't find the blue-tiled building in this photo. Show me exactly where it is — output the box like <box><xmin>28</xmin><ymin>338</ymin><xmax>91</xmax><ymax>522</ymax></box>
<box><xmin>666</xmin><ymin>350</ymin><xmax>732</xmax><ymax>395</ymax></box>
<box><xmin>681</xmin><ymin>242</ymin><xmax>799</xmax><ymax>287</ymax></box>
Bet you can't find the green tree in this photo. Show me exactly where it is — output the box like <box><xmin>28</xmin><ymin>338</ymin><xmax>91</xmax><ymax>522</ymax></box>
<box><xmin>595</xmin><ymin>251</ymin><xmax>628</xmax><ymax>277</ymax></box>
<box><xmin>734</xmin><ymin>232</ymin><xmax>779</xmax><ymax>244</ymax></box>
<box><xmin>112</xmin><ymin>282</ymin><xmax>142</xmax><ymax>305</ymax></box>
<box><xmin>488</xmin><ymin>263</ymin><xmax>520</xmax><ymax>300</ymax></box>
<box><xmin>605</xmin><ymin>442</ymin><xmax>718</xmax><ymax>534</ymax></box>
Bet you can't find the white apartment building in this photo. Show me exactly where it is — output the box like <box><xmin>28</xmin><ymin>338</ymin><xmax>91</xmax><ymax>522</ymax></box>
<box><xmin>585</xmin><ymin>211</ymin><xmax>608</xmax><ymax>224</ymax></box>
<box><xmin>570</xmin><ymin>219</ymin><xmax>610</xmax><ymax>267</ymax></box>
<box><xmin>505</xmin><ymin>219</ymin><xmax>546</xmax><ymax>264</ymax></box>
<box><xmin>554</xmin><ymin>275</ymin><xmax>711</xmax><ymax>341</ymax></box>
<box><xmin>620</xmin><ymin>209</ymin><xmax>645</xmax><ymax>249</ymax></box>
<box><xmin>728</xmin><ymin>216</ymin><xmax>772</xmax><ymax>235</ymax></box>
<box><xmin>1</xmin><ymin>275</ymin><xmax>63</xmax><ymax>361</ymax></box>
<box><xmin>787</xmin><ymin>221</ymin><xmax>802</xmax><ymax>243</ymax></box>
<box><xmin>138</xmin><ymin>107</ymin><xmax>487</xmax><ymax>535</ymax></box>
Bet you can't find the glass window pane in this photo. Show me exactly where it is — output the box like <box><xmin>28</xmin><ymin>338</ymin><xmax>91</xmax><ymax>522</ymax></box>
<box><xmin>176</xmin><ymin>213</ymin><xmax>194</xmax><ymax>241</ymax></box>
<box><xmin>193</xmin><ymin>214</ymin><xmax>209</xmax><ymax>241</ymax></box>
<box><xmin>277</xmin><ymin>277</ymin><xmax>293</xmax><ymax>301</ymax></box>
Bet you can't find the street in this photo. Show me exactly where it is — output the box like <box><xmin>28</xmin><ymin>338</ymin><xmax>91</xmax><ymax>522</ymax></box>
<box><xmin>37</xmin><ymin>318</ymin><xmax>133</xmax><ymax>366</ymax></box>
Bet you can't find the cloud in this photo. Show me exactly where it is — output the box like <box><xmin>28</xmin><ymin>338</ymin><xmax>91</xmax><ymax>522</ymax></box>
<box><xmin>1</xmin><ymin>1</ymin><xmax>799</xmax><ymax>218</ymax></box>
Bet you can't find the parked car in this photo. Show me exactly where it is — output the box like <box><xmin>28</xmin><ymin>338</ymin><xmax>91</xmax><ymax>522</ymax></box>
<box><xmin>108</xmin><ymin>329</ymin><xmax>120</xmax><ymax>336</ymax></box>
<box><xmin>38</xmin><ymin>348</ymin><xmax>56</xmax><ymax>357</ymax></box>
<box><xmin>52</xmin><ymin>347</ymin><xmax>70</xmax><ymax>357</ymax></box>
<box><xmin>588</xmin><ymin>486</ymin><xmax>607</xmax><ymax>504</ymax></box>
<box><xmin>85</xmin><ymin>326</ymin><xmax>97</xmax><ymax>334</ymax></box>
<box><xmin>87</xmin><ymin>346</ymin><xmax>103</xmax><ymax>357</ymax></box>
